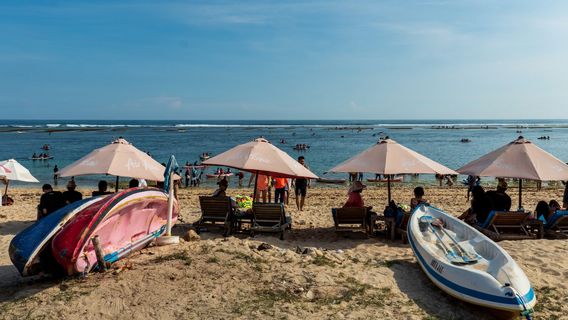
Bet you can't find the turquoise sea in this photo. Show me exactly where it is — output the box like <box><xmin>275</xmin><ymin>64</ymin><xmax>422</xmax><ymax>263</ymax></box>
<box><xmin>2</xmin><ymin>119</ymin><xmax>568</xmax><ymax>188</ymax></box>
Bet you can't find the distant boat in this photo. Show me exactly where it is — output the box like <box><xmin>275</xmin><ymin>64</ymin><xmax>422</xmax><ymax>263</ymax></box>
<box><xmin>206</xmin><ymin>173</ymin><xmax>234</xmax><ymax>179</ymax></box>
<box><xmin>30</xmin><ymin>156</ymin><xmax>54</xmax><ymax>160</ymax></box>
<box><xmin>199</xmin><ymin>154</ymin><xmax>211</xmax><ymax>161</ymax></box>
<box><xmin>366</xmin><ymin>176</ymin><xmax>403</xmax><ymax>183</ymax></box>
<box><xmin>460</xmin><ymin>138</ymin><xmax>471</xmax><ymax>143</ymax></box>
<box><xmin>316</xmin><ymin>178</ymin><xmax>346</xmax><ymax>184</ymax></box>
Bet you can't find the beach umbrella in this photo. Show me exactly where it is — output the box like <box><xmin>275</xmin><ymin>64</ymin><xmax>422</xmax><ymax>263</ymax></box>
<box><xmin>329</xmin><ymin>138</ymin><xmax>457</xmax><ymax>202</ymax></box>
<box><xmin>58</xmin><ymin>138</ymin><xmax>179</xmax><ymax>192</ymax></box>
<box><xmin>457</xmin><ymin>136</ymin><xmax>568</xmax><ymax>209</ymax></box>
<box><xmin>0</xmin><ymin>159</ymin><xmax>40</xmax><ymax>200</ymax></box>
<box><xmin>201</xmin><ymin>137</ymin><xmax>318</xmax><ymax>200</ymax></box>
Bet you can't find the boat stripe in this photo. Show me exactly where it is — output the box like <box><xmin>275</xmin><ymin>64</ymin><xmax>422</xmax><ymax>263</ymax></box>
<box><xmin>408</xmin><ymin>224</ymin><xmax>535</xmax><ymax>306</ymax></box>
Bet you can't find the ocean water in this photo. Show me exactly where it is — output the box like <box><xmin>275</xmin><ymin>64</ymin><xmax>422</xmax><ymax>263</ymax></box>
<box><xmin>1</xmin><ymin>119</ymin><xmax>568</xmax><ymax>188</ymax></box>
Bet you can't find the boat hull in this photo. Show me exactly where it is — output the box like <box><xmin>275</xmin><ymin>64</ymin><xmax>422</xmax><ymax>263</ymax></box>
<box><xmin>51</xmin><ymin>188</ymin><xmax>179</xmax><ymax>275</ymax></box>
<box><xmin>9</xmin><ymin>196</ymin><xmax>107</xmax><ymax>276</ymax></box>
<box><xmin>408</xmin><ymin>205</ymin><xmax>536</xmax><ymax>314</ymax></box>
<box><xmin>206</xmin><ymin>173</ymin><xmax>234</xmax><ymax>178</ymax></box>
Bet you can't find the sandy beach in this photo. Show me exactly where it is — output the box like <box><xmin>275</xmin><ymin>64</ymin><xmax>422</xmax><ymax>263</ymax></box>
<box><xmin>1</xmin><ymin>184</ymin><xmax>567</xmax><ymax>320</ymax></box>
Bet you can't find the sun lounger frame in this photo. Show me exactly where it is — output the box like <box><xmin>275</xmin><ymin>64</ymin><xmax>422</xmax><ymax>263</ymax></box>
<box><xmin>196</xmin><ymin>196</ymin><xmax>232</xmax><ymax>236</ymax></box>
<box><xmin>482</xmin><ymin>211</ymin><xmax>533</xmax><ymax>240</ymax></box>
<box><xmin>251</xmin><ymin>203</ymin><xmax>292</xmax><ymax>240</ymax></box>
<box><xmin>333</xmin><ymin>207</ymin><xmax>368</xmax><ymax>235</ymax></box>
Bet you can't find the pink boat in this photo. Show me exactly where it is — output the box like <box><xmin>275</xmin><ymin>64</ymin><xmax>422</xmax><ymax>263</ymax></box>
<box><xmin>52</xmin><ymin>188</ymin><xmax>179</xmax><ymax>275</ymax></box>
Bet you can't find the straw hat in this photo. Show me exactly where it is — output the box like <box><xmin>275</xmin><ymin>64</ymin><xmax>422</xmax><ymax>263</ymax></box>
<box><xmin>348</xmin><ymin>181</ymin><xmax>366</xmax><ymax>193</ymax></box>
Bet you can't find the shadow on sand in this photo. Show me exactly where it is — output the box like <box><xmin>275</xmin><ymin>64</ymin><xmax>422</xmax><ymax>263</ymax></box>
<box><xmin>391</xmin><ymin>260</ymin><xmax>515</xmax><ymax>320</ymax></box>
<box><xmin>172</xmin><ymin>223</ymin><xmax>409</xmax><ymax>252</ymax></box>
<box><xmin>0</xmin><ymin>220</ymin><xmax>34</xmax><ymax>236</ymax></box>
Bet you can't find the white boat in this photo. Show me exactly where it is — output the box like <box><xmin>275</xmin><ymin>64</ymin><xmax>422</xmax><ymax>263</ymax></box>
<box><xmin>408</xmin><ymin>205</ymin><xmax>536</xmax><ymax>319</ymax></box>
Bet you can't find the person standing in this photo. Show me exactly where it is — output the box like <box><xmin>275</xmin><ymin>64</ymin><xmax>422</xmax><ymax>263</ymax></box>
<box><xmin>273</xmin><ymin>177</ymin><xmax>289</xmax><ymax>204</ymax></box>
<box><xmin>184</xmin><ymin>168</ymin><xmax>190</xmax><ymax>188</ymax></box>
<box><xmin>53</xmin><ymin>165</ymin><xmax>59</xmax><ymax>185</ymax></box>
<box><xmin>293</xmin><ymin>156</ymin><xmax>310</xmax><ymax>211</ymax></box>
<box><xmin>236</xmin><ymin>171</ymin><xmax>245</xmax><ymax>187</ymax></box>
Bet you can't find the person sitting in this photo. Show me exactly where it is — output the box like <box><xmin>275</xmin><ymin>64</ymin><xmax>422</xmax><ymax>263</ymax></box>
<box><xmin>410</xmin><ymin>186</ymin><xmax>428</xmax><ymax>211</ymax></box>
<box><xmin>340</xmin><ymin>181</ymin><xmax>376</xmax><ymax>226</ymax></box>
<box><xmin>62</xmin><ymin>180</ymin><xmax>82</xmax><ymax>204</ymax></box>
<box><xmin>535</xmin><ymin>201</ymin><xmax>552</xmax><ymax>222</ymax></box>
<box><xmin>37</xmin><ymin>184</ymin><xmax>65</xmax><ymax>220</ymax></box>
<box><xmin>212</xmin><ymin>178</ymin><xmax>228</xmax><ymax>197</ymax></box>
<box><xmin>92</xmin><ymin>180</ymin><xmax>112</xmax><ymax>196</ymax></box>
<box><xmin>129</xmin><ymin>178</ymin><xmax>139</xmax><ymax>188</ymax></box>
<box><xmin>458</xmin><ymin>185</ymin><xmax>493</xmax><ymax>226</ymax></box>
<box><xmin>212</xmin><ymin>178</ymin><xmax>237</xmax><ymax>208</ymax></box>
<box><xmin>486</xmin><ymin>179</ymin><xmax>512</xmax><ymax>212</ymax></box>
<box><xmin>549</xmin><ymin>199</ymin><xmax>561</xmax><ymax>213</ymax></box>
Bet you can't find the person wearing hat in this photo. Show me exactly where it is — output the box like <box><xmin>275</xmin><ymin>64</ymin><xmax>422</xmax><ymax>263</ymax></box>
<box><xmin>344</xmin><ymin>181</ymin><xmax>368</xmax><ymax>208</ymax></box>
<box><xmin>486</xmin><ymin>179</ymin><xmax>511</xmax><ymax>212</ymax></box>
<box><xmin>212</xmin><ymin>178</ymin><xmax>229</xmax><ymax>198</ymax></box>
<box><xmin>212</xmin><ymin>178</ymin><xmax>237</xmax><ymax>208</ymax></box>
<box><xmin>63</xmin><ymin>179</ymin><xmax>83</xmax><ymax>204</ymax></box>
<box><xmin>340</xmin><ymin>181</ymin><xmax>376</xmax><ymax>228</ymax></box>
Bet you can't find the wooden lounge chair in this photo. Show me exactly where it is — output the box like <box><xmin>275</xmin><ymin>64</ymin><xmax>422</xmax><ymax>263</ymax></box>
<box><xmin>332</xmin><ymin>207</ymin><xmax>368</xmax><ymax>234</ymax></box>
<box><xmin>195</xmin><ymin>196</ymin><xmax>233</xmax><ymax>236</ymax></box>
<box><xmin>480</xmin><ymin>211</ymin><xmax>533</xmax><ymax>240</ymax></box>
<box><xmin>545</xmin><ymin>210</ymin><xmax>568</xmax><ymax>233</ymax></box>
<box><xmin>251</xmin><ymin>203</ymin><xmax>292</xmax><ymax>240</ymax></box>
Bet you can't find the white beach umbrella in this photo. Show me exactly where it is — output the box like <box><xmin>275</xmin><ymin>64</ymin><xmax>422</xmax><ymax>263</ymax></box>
<box><xmin>0</xmin><ymin>159</ymin><xmax>40</xmax><ymax>200</ymax></box>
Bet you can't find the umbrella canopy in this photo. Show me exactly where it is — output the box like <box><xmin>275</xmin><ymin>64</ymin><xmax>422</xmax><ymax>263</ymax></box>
<box><xmin>0</xmin><ymin>159</ymin><xmax>39</xmax><ymax>183</ymax></box>
<box><xmin>330</xmin><ymin>138</ymin><xmax>457</xmax><ymax>175</ymax></box>
<box><xmin>202</xmin><ymin>138</ymin><xmax>318</xmax><ymax>179</ymax></box>
<box><xmin>58</xmin><ymin>138</ymin><xmax>171</xmax><ymax>182</ymax></box>
<box><xmin>457</xmin><ymin>136</ymin><xmax>568</xmax><ymax>181</ymax></box>
<box><xmin>457</xmin><ymin>136</ymin><xmax>568</xmax><ymax>209</ymax></box>
<box><xmin>329</xmin><ymin>138</ymin><xmax>457</xmax><ymax>202</ymax></box>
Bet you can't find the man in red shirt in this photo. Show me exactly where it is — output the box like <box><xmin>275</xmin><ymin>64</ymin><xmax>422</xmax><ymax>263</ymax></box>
<box><xmin>273</xmin><ymin>177</ymin><xmax>289</xmax><ymax>204</ymax></box>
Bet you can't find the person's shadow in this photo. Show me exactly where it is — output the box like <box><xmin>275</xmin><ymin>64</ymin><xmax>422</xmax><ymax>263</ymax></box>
<box><xmin>0</xmin><ymin>220</ymin><xmax>34</xmax><ymax>236</ymax></box>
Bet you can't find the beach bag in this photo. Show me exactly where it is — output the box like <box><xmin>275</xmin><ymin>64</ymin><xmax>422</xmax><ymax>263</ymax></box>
<box><xmin>383</xmin><ymin>200</ymin><xmax>399</xmax><ymax>218</ymax></box>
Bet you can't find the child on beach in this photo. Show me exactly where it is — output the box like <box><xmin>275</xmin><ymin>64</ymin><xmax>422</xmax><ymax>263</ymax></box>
<box><xmin>410</xmin><ymin>186</ymin><xmax>428</xmax><ymax>211</ymax></box>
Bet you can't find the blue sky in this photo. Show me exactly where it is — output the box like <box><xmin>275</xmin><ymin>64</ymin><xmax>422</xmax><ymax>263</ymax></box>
<box><xmin>1</xmin><ymin>1</ymin><xmax>567</xmax><ymax>120</ymax></box>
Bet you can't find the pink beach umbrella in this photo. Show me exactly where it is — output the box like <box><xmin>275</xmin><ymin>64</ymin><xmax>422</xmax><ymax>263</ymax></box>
<box><xmin>329</xmin><ymin>138</ymin><xmax>457</xmax><ymax>202</ymax></box>
<box><xmin>457</xmin><ymin>136</ymin><xmax>568</xmax><ymax>209</ymax></box>
<box><xmin>58</xmin><ymin>138</ymin><xmax>178</xmax><ymax>191</ymax></box>
<box><xmin>202</xmin><ymin>137</ymin><xmax>318</xmax><ymax>199</ymax></box>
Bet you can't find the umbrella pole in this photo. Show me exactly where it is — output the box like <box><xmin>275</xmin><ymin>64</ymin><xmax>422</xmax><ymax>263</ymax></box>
<box><xmin>387</xmin><ymin>175</ymin><xmax>392</xmax><ymax>203</ymax></box>
<box><xmin>253</xmin><ymin>172</ymin><xmax>259</xmax><ymax>203</ymax></box>
<box><xmin>4</xmin><ymin>180</ymin><xmax>8</xmax><ymax>197</ymax></box>
<box><xmin>115</xmin><ymin>176</ymin><xmax>119</xmax><ymax>192</ymax></box>
<box><xmin>166</xmin><ymin>171</ymin><xmax>174</xmax><ymax>236</ymax></box>
<box><xmin>518</xmin><ymin>179</ymin><xmax>523</xmax><ymax>210</ymax></box>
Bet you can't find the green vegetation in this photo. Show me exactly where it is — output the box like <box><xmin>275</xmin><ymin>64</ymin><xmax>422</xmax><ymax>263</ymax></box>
<box><xmin>152</xmin><ymin>250</ymin><xmax>193</xmax><ymax>266</ymax></box>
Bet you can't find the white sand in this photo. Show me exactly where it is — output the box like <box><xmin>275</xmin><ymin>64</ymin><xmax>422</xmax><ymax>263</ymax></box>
<box><xmin>0</xmin><ymin>185</ymin><xmax>567</xmax><ymax>319</ymax></box>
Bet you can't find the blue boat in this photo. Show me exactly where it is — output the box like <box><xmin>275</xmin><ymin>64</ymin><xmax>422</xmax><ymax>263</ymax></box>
<box><xmin>9</xmin><ymin>196</ymin><xmax>105</xmax><ymax>276</ymax></box>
